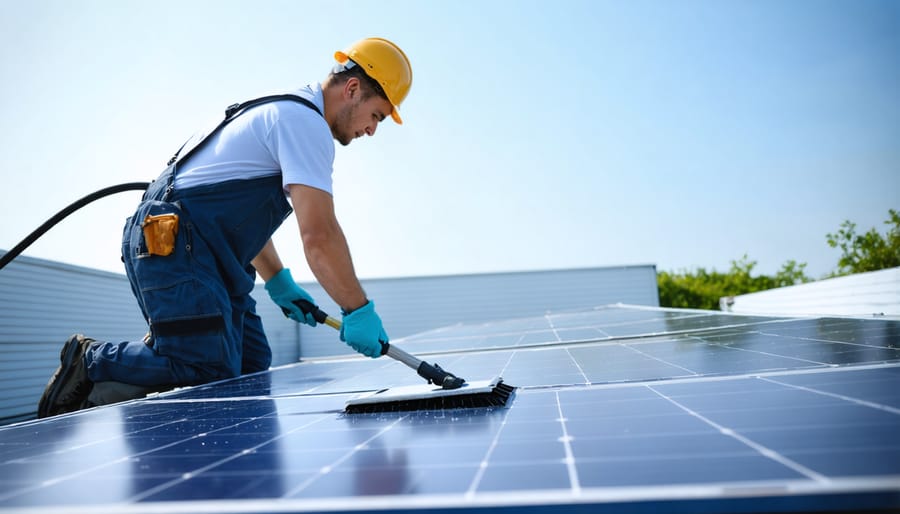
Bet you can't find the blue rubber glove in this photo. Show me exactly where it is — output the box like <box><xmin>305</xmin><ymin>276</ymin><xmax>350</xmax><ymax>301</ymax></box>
<box><xmin>340</xmin><ymin>300</ymin><xmax>388</xmax><ymax>358</ymax></box>
<box><xmin>264</xmin><ymin>268</ymin><xmax>317</xmax><ymax>326</ymax></box>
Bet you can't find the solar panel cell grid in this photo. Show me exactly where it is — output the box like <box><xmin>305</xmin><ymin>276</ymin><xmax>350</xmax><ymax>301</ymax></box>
<box><xmin>1</xmin><ymin>306</ymin><xmax>898</xmax><ymax>513</ymax></box>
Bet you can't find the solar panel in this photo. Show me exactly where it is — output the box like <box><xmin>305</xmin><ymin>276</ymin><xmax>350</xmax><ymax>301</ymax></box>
<box><xmin>1</xmin><ymin>305</ymin><xmax>898</xmax><ymax>513</ymax></box>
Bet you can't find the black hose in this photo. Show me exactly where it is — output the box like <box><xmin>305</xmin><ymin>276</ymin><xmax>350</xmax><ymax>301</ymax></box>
<box><xmin>0</xmin><ymin>182</ymin><xmax>150</xmax><ymax>271</ymax></box>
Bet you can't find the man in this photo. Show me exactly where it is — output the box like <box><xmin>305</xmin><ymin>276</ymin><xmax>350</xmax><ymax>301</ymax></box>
<box><xmin>37</xmin><ymin>37</ymin><xmax>412</xmax><ymax>418</ymax></box>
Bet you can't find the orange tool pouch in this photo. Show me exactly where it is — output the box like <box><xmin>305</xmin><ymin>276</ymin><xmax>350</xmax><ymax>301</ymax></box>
<box><xmin>142</xmin><ymin>213</ymin><xmax>179</xmax><ymax>256</ymax></box>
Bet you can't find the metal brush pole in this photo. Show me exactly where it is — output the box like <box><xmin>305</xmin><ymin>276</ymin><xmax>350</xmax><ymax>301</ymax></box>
<box><xmin>289</xmin><ymin>300</ymin><xmax>466</xmax><ymax>389</ymax></box>
<box><xmin>317</xmin><ymin>311</ymin><xmax>420</xmax><ymax>369</ymax></box>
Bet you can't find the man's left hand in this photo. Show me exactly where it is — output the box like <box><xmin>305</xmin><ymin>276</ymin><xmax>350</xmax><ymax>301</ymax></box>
<box><xmin>265</xmin><ymin>268</ymin><xmax>318</xmax><ymax>326</ymax></box>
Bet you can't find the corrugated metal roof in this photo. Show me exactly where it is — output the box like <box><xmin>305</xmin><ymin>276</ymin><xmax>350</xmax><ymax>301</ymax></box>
<box><xmin>0</xmin><ymin>253</ymin><xmax>150</xmax><ymax>423</ymax></box>
<box><xmin>720</xmin><ymin>267</ymin><xmax>900</xmax><ymax>318</ymax></box>
<box><xmin>283</xmin><ymin>264</ymin><xmax>660</xmax><ymax>358</ymax></box>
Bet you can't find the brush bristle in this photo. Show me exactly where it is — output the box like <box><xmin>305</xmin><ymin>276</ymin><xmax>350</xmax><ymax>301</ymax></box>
<box><xmin>345</xmin><ymin>381</ymin><xmax>516</xmax><ymax>414</ymax></box>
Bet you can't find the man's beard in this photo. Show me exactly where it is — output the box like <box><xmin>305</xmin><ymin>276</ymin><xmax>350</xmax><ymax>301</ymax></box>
<box><xmin>332</xmin><ymin>101</ymin><xmax>359</xmax><ymax>146</ymax></box>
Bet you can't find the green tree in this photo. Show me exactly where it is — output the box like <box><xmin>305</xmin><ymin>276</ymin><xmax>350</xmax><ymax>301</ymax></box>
<box><xmin>657</xmin><ymin>210</ymin><xmax>898</xmax><ymax>310</ymax></box>
<box><xmin>657</xmin><ymin>256</ymin><xmax>811</xmax><ymax>310</ymax></box>
<box><xmin>773</xmin><ymin>260</ymin><xmax>811</xmax><ymax>288</ymax></box>
<box><xmin>826</xmin><ymin>209</ymin><xmax>900</xmax><ymax>276</ymax></box>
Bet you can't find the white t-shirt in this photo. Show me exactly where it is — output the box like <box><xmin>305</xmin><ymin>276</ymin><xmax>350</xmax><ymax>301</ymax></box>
<box><xmin>173</xmin><ymin>84</ymin><xmax>334</xmax><ymax>194</ymax></box>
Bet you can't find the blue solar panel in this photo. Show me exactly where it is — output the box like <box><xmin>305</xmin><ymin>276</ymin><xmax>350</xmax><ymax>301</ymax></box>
<box><xmin>1</xmin><ymin>306</ymin><xmax>899</xmax><ymax>513</ymax></box>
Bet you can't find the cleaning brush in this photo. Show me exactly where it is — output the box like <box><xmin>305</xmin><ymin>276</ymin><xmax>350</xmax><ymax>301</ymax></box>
<box><xmin>287</xmin><ymin>300</ymin><xmax>516</xmax><ymax>413</ymax></box>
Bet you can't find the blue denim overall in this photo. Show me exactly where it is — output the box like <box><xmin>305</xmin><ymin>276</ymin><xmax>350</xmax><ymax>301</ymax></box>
<box><xmin>84</xmin><ymin>169</ymin><xmax>291</xmax><ymax>387</ymax></box>
<box><xmin>84</xmin><ymin>95</ymin><xmax>320</xmax><ymax>387</ymax></box>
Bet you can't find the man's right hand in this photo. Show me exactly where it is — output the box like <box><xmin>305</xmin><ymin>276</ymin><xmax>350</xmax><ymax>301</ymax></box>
<box><xmin>340</xmin><ymin>300</ymin><xmax>388</xmax><ymax>358</ymax></box>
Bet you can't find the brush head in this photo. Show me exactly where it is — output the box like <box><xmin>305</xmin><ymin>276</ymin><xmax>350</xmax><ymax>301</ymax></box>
<box><xmin>441</xmin><ymin>374</ymin><xmax>466</xmax><ymax>390</ymax></box>
<box><xmin>344</xmin><ymin>377</ymin><xmax>515</xmax><ymax>414</ymax></box>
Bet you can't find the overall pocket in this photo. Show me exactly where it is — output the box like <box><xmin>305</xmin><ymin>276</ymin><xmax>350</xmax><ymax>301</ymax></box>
<box><xmin>129</xmin><ymin>200</ymin><xmax>194</xmax><ymax>287</ymax></box>
<box><xmin>128</xmin><ymin>200</ymin><xmax>227</xmax><ymax>365</ymax></box>
<box><xmin>142</xmin><ymin>280</ymin><xmax>227</xmax><ymax>366</ymax></box>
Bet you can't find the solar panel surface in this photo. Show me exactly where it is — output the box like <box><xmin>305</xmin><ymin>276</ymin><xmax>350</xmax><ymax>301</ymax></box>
<box><xmin>1</xmin><ymin>305</ymin><xmax>898</xmax><ymax>513</ymax></box>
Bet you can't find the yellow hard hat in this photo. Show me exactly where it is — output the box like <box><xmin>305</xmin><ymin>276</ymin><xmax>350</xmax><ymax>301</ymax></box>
<box><xmin>335</xmin><ymin>37</ymin><xmax>412</xmax><ymax>124</ymax></box>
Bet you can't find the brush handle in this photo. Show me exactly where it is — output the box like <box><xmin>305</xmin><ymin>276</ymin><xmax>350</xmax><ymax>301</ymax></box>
<box><xmin>383</xmin><ymin>344</ymin><xmax>422</xmax><ymax>369</ymax></box>
<box><xmin>293</xmin><ymin>300</ymin><xmax>422</xmax><ymax>370</ymax></box>
<box><xmin>293</xmin><ymin>300</ymin><xmax>465</xmax><ymax>389</ymax></box>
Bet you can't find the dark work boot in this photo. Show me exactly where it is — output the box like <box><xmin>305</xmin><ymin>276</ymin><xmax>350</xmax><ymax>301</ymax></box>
<box><xmin>37</xmin><ymin>334</ymin><xmax>97</xmax><ymax>418</ymax></box>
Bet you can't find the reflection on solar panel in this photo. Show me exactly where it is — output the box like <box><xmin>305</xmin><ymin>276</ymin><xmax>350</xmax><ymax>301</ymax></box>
<box><xmin>1</xmin><ymin>305</ymin><xmax>899</xmax><ymax>513</ymax></box>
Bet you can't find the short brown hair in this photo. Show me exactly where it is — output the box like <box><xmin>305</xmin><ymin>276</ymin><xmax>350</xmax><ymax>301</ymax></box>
<box><xmin>327</xmin><ymin>61</ymin><xmax>389</xmax><ymax>102</ymax></box>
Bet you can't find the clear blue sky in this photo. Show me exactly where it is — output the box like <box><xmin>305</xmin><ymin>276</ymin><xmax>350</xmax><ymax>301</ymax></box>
<box><xmin>1</xmin><ymin>0</ymin><xmax>898</xmax><ymax>282</ymax></box>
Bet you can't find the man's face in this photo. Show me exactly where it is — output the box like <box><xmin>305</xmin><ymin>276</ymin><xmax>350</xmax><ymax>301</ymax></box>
<box><xmin>331</xmin><ymin>84</ymin><xmax>393</xmax><ymax>146</ymax></box>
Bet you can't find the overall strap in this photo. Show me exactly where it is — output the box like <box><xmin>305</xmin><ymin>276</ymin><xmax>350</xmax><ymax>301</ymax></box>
<box><xmin>166</xmin><ymin>94</ymin><xmax>324</xmax><ymax>167</ymax></box>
